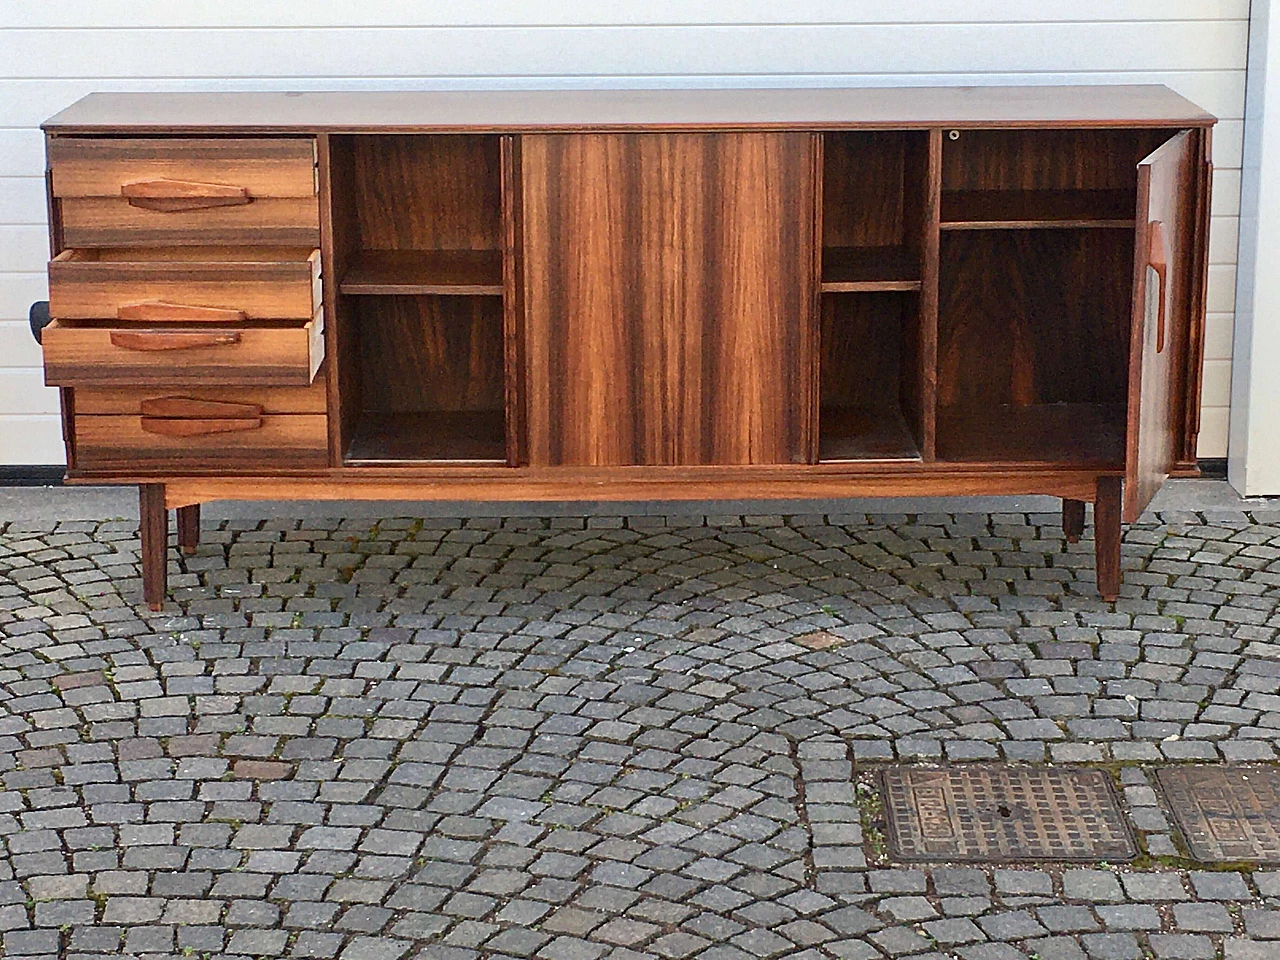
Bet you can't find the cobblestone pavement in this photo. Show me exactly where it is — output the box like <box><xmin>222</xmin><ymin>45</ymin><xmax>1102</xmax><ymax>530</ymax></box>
<box><xmin>5</xmin><ymin>506</ymin><xmax>1280</xmax><ymax>960</ymax></box>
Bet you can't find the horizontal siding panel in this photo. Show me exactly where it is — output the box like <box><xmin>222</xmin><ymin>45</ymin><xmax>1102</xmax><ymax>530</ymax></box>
<box><xmin>1207</xmin><ymin>264</ymin><xmax>1238</xmax><ymax>313</ymax></box>
<box><xmin>0</xmin><ymin>416</ymin><xmax>65</xmax><ymax>464</ymax></box>
<box><xmin>1209</xmin><ymin>216</ymin><xmax>1239</xmax><ymax>264</ymax></box>
<box><xmin>0</xmin><ymin>8</ymin><xmax>1249</xmax><ymax>465</ymax></box>
<box><xmin>0</xmin><ymin>274</ymin><xmax>48</xmax><ymax>321</ymax></box>
<box><xmin>1202</xmin><ymin>358</ymin><xmax>1233</xmax><ymax>407</ymax></box>
<box><xmin>0</xmin><ymin>320</ymin><xmax>43</xmax><ymax>368</ymax></box>
<box><xmin>1204</xmin><ymin>312</ymin><xmax>1235</xmax><ymax>360</ymax></box>
<box><xmin>1197</xmin><ymin>407</ymin><xmax>1229</xmax><ymax>458</ymax></box>
<box><xmin>1213</xmin><ymin>168</ymin><xmax>1242</xmax><ymax>216</ymax></box>
<box><xmin>0</xmin><ymin>226</ymin><xmax>50</xmax><ymax>274</ymax></box>
<box><xmin>1</xmin><ymin>0</ymin><xmax>1250</xmax><ymax>29</ymax></box>
<box><xmin>0</xmin><ymin>370</ymin><xmax>60</xmax><ymax>414</ymax></box>
<box><xmin>1213</xmin><ymin>120</ymin><xmax>1244</xmax><ymax>167</ymax></box>
<box><xmin>0</xmin><ymin>130</ymin><xmax>45</xmax><ymax>172</ymax></box>
<box><xmin>0</xmin><ymin>177</ymin><xmax>48</xmax><ymax>226</ymax></box>
<box><xmin>0</xmin><ymin>24</ymin><xmax>1248</xmax><ymax>79</ymax></box>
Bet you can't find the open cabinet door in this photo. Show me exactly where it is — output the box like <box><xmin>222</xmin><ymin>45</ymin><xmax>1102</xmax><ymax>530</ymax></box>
<box><xmin>1125</xmin><ymin>130</ymin><xmax>1196</xmax><ymax>522</ymax></box>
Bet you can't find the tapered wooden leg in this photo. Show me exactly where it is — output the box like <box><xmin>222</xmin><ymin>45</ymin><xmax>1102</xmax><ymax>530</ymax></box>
<box><xmin>139</xmin><ymin>484</ymin><xmax>168</xmax><ymax>611</ymax></box>
<box><xmin>1094</xmin><ymin>476</ymin><xmax>1123</xmax><ymax>602</ymax></box>
<box><xmin>177</xmin><ymin>504</ymin><xmax>200</xmax><ymax>555</ymax></box>
<box><xmin>1062</xmin><ymin>498</ymin><xmax>1086</xmax><ymax>543</ymax></box>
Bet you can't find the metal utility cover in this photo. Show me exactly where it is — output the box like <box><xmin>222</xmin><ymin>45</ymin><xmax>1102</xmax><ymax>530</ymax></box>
<box><xmin>1157</xmin><ymin>766</ymin><xmax>1280</xmax><ymax>862</ymax></box>
<box><xmin>881</xmin><ymin>766</ymin><xmax>1136</xmax><ymax>862</ymax></box>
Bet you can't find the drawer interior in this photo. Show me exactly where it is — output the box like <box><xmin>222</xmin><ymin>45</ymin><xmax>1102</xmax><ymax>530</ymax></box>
<box><xmin>53</xmin><ymin>246</ymin><xmax>318</xmax><ymax>264</ymax></box>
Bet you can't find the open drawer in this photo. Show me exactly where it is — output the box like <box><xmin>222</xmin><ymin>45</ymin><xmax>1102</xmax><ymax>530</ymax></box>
<box><xmin>42</xmin><ymin>311</ymin><xmax>324</xmax><ymax>387</ymax></box>
<box><xmin>49</xmin><ymin>247</ymin><xmax>321</xmax><ymax>320</ymax></box>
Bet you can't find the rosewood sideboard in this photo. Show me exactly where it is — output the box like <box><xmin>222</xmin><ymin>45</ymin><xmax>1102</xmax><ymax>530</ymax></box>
<box><xmin>30</xmin><ymin>87</ymin><xmax>1215</xmax><ymax>609</ymax></box>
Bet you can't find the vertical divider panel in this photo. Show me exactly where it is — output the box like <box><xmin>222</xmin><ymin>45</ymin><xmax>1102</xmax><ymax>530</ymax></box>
<box><xmin>501</xmin><ymin>135</ymin><xmax>526</xmax><ymax>467</ymax></box>
<box><xmin>315</xmin><ymin>133</ymin><xmax>341</xmax><ymax>464</ymax></box>
<box><xmin>809</xmin><ymin>132</ymin><xmax>825</xmax><ymax>464</ymax></box>
<box><xmin>317</xmin><ymin>133</ymin><xmax>360</xmax><ymax>464</ymax></box>
<box><xmin>919</xmin><ymin>128</ymin><xmax>943</xmax><ymax>461</ymax></box>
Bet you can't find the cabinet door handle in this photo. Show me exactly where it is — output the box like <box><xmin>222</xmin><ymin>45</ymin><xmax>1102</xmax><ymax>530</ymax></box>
<box><xmin>1148</xmin><ymin>220</ymin><xmax>1168</xmax><ymax>354</ymax></box>
<box><xmin>118</xmin><ymin>300</ymin><xmax>248</xmax><ymax>323</ymax></box>
<box><xmin>140</xmin><ymin>417</ymin><xmax>263</xmax><ymax>437</ymax></box>
<box><xmin>140</xmin><ymin>397</ymin><xmax>263</xmax><ymax>419</ymax></box>
<box><xmin>109</xmin><ymin>330</ymin><xmax>241</xmax><ymax>352</ymax></box>
<box><xmin>120</xmin><ymin>178</ymin><xmax>251</xmax><ymax>212</ymax></box>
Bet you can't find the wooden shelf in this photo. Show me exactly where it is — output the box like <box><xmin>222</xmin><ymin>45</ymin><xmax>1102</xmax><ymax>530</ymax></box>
<box><xmin>339</xmin><ymin>249</ymin><xmax>503</xmax><ymax>296</ymax></box>
<box><xmin>346</xmin><ymin>411</ymin><xmax>506</xmax><ymax>462</ymax></box>
<box><xmin>819</xmin><ymin>405</ymin><xmax>921</xmax><ymax>461</ymax></box>
<box><xmin>937</xmin><ymin>402</ymin><xmax>1126</xmax><ymax>465</ymax></box>
<box><xmin>821</xmin><ymin>246</ymin><xmax>921</xmax><ymax>292</ymax></box>
<box><xmin>940</xmin><ymin>189</ymin><xmax>1135</xmax><ymax>230</ymax></box>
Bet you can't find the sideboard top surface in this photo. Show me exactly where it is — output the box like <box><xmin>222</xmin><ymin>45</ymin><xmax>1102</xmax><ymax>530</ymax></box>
<box><xmin>43</xmin><ymin>85</ymin><xmax>1215</xmax><ymax>134</ymax></box>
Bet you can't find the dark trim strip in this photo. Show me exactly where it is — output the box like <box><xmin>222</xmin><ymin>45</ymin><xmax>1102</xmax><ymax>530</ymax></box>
<box><xmin>0</xmin><ymin>466</ymin><xmax>66</xmax><ymax>486</ymax></box>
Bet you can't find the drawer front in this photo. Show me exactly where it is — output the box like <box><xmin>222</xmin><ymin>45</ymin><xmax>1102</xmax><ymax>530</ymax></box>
<box><xmin>74</xmin><ymin>413</ymin><xmax>329</xmax><ymax>471</ymax></box>
<box><xmin>50</xmin><ymin>137</ymin><xmax>319</xmax><ymax>247</ymax></box>
<box><xmin>59</xmin><ymin>197</ymin><xmax>320</xmax><ymax>247</ymax></box>
<box><xmin>43</xmin><ymin>313</ymin><xmax>324</xmax><ymax>388</ymax></box>
<box><xmin>49</xmin><ymin>248</ymin><xmax>321</xmax><ymax>320</ymax></box>
<box><xmin>49</xmin><ymin>138</ymin><xmax>317</xmax><ymax>198</ymax></box>
<box><xmin>74</xmin><ymin>379</ymin><xmax>328</xmax><ymax>416</ymax></box>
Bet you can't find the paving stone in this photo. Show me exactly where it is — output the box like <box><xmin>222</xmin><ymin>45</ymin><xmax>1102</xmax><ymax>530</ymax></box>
<box><xmin>1174</xmin><ymin>902</ymin><xmax>1234</xmax><ymax>933</ymax></box>
<box><xmin>1189</xmin><ymin>872</ymin><xmax>1251</xmax><ymax>900</ymax></box>
<box><xmin>5</xmin><ymin>505</ymin><xmax>1280</xmax><ymax>959</ymax></box>
<box><xmin>1081</xmin><ymin>933</ymin><xmax>1143</xmax><ymax>960</ymax></box>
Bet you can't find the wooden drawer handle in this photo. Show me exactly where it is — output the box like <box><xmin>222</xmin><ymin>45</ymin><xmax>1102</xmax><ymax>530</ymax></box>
<box><xmin>118</xmin><ymin>301</ymin><xmax>248</xmax><ymax>323</ymax></box>
<box><xmin>120</xmin><ymin>178</ymin><xmax>251</xmax><ymax>212</ymax></box>
<box><xmin>140</xmin><ymin>396</ymin><xmax>263</xmax><ymax>418</ymax></box>
<box><xmin>140</xmin><ymin>417</ymin><xmax>264</xmax><ymax>437</ymax></box>
<box><xmin>109</xmin><ymin>330</ymin><xmax>241</xmax><ymax>352</ymax></box>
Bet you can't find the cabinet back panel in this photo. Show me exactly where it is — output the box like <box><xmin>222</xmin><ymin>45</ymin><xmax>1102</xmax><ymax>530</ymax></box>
<box><xmin>346</xmin><ymin>135</ymin><xmax>502</xmax><ymax>251</ymax></box>
<box><xmin>823</xmin><ymin>132</ymin><xmax>930</xmax><ymax>254</ymax></box>
<box><xmin>356</xmin><ymin>295</ymin><xmax>504</xmax><ymax>414</ymax></box>
<box><xmin>821</xmin><ymin>293</ymin><xmax>907</xmax><ymax>409</ymax></box>
<box><xmin>937</xmin><ymin>230</ymin><xmax>1133</xmax><ymax>409</ymax></box>
<box><xmin>941</xmin><ymin>129</ymin><xmax>1176</xmax><ymax>192</ymax></box>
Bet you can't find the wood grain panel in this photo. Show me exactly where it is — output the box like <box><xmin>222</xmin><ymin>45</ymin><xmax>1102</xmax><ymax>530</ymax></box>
<box><xmin>75</xmin><ymin>413</ymin><xmax>328</xmax><ymax>470</ymax></box>
<box><xmin>937</xmin><ymin>230</ymin><xmax>1133</xmax><ymax>411</ymax></box>
<box><xmin>48</xmin><ymin>137</ymin><xmax>317</xmax><ymax>197</ymax></box>
<box><xmin>823</xmin><ymin>132</ymin><xmax>907</xmax><ymax>248</ymax></box>
<box><xmin>522</xmin><ymin>131</ymin><xmax>815</xmax><ymax>466</ymax></box>
<box><xmin>43</xmin><ymin>313</ymin><xmax>324</xmax><ymax>387</ymax></box>
<box><xmin>940</xmin><ymin>128</ymin><xmax>1178</xmax><ymax>192</ymax></box>
<box><xmin>49</xmin><ymin>247</ymin><xmax>321</xmax><ymax>319</ymax></box>
<box><xmin>346</xmin><ymin>134</ymin><xmax>501</xmax><ymax>250</ymax></box>
<box><xmin>356</xmin><ymin>295</ymin><xmax>504</xmax><ymax>414</ymax></box>
<box><xmin>59</xmin><ymin>196</ymin><xmax>320</xmax><ymax>247</ymax></box>
<box><xmin>1126</xmin><ymin>130</ymin><xmax>1197</xmax><ymax>520</ymax></box>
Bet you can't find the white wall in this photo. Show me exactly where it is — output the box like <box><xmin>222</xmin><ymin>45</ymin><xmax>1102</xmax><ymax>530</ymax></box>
<box><xmin>0</xmin><ymin>0</ymin><xmax>1250</xmax><ymax>465</ymax></box>
<box><xmin>1230</xmin><ymin>0</ymin><xmax>1280</xmax><ymax>496</ymax></box>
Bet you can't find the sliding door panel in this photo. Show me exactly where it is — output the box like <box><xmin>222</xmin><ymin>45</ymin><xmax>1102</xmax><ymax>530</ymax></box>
<box><xmin>521</xmin><ymin>132</ymin><xmax>816</xmax><ymax>466</ymax></box>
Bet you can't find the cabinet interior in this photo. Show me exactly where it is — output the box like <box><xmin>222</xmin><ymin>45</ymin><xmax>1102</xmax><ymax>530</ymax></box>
<box><xmin>818</xmin><ymin>132</ymin><xmax>928</xmax><ymax>461</ymax></box>
<box><xmin>319</xmin><ymin>125</ymin><xmax>1186</xmax><ymax>469</ymax></box>
<box><xmin>329</xmin><ymin>134</ymin><xmax>508</xmax><ymax>463</ymax></box>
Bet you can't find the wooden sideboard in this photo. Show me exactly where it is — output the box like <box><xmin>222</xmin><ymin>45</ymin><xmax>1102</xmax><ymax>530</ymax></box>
<box><xmin>32</xmin><ymin>87</ymin><xmax>1216</xmax><ymax>609</ymax></box>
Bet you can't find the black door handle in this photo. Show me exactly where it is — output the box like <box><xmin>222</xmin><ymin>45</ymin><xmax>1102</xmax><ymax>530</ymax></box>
<box><xmin>29</xmin><ymin>301</ymin><xmax>50</xmax><ymax>344</ymax></box>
